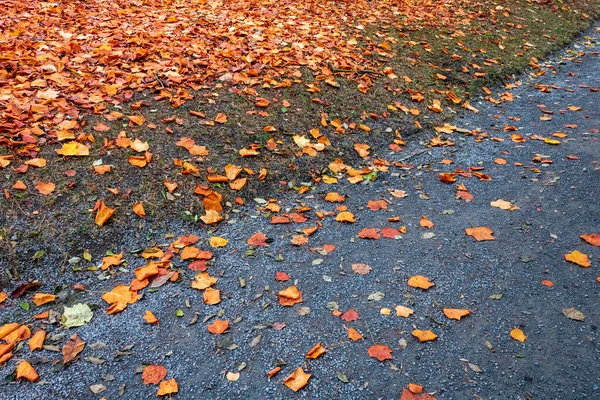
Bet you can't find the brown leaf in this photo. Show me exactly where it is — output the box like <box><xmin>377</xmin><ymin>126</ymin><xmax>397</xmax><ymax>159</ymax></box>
<box><xmin>62</xmin><ymin>333</ymin><xmax>85</xmax><ymax>364</ymax></box>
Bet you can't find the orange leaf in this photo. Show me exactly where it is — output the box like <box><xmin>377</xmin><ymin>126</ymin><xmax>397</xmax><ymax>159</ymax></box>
<box><xmin>368</xmin><ymin>344</ymin><xmax>393</xmax><ymax>361</ymax></box>
<box><xmin>200</xmin><ymin>209</ymin><xmax>222</xmax><ymax>225</ymax></box>
<box><xmin>247</xmin><ymin>232</ymin><xmax>269</xmax><ymax>246</ymax></box>
<box><xmin>266</xmin><ymin>367</ymin><xmax>281</xmax><ymax>379</ymax></box>
<box><xmin>283</xmin><ymin>367</ymin><xmax>311</xmax><ymax>392</ymax></box>
<box><xmin>214</xmin><ymin>113</ymin><xmax>228</xmax><ymax>124</ymax></box>
<box><xmin>25</xmin><ymin>158</ymin><xmax>47</xmax><ymax>168</ymax></box>
<box><xmin>408</xmin><ymin>275</ymin><xmax>435</xmax><ymax>290</ymax></box>
<box><xmin>36</xmin><ymin>182</ymin><xmax>55</xmax><ymax>195</ymax></box>
<box><xmin>132</xmin><ymin>202</ymin><xmax>146</xmax><ymax>217</ymax></box>
<box><xmin>419</xmin><ymin>216</ymin><xmax>434</xmax><ymax>229</ymax></box>
<box><xmin>157</xmin><ymin>378</ymin><xmax>178</xmax><ymax>396</ymax></box>
<box><xmin>0</xmin><ymin>292</ymin><xmax>7</xmax><ymax>304</ymax></box>
<box><xmin>395</xmin><ymin>305</ymin><xmax>414</xmax><ymax>318</ymax></box>
<box><xmin>275</xmin><ymin>272</ymin><xmax>290</xmax><ymax>281</ymax></box>
<box><xmin>408</xmin><ymin>383</ymin><xmax>424</xmax><ymax>394</ymax></box>
<box><xmin>580</xmin><ymin>233</ymin><xmax>600</xmax><ymax>247</ymax></box>
<box><xmin>278</xmin><ymin>286</ymin><xmax>303</xmax><ymax>306</ymax></box>
<box><xmin>325</xmin><ymin>192</ymin><xmax>345</xmax><ymax>203</ymax></box>
<box><xmin>510</xmin><ymin>328</ymin><xmax>527</xmax><ymax>342</ymax></box>
<box><xmin>142</xmin><ymin>365</ymin><xmax>167</xmax><ymax>385</ymax></box>
<box><xmin>16</xmin><ymin>361</ymin><xmax>39</xmax><ymax>382</ymax></box>
<box><xmin>465</xmin><ymin>226</ymin><xmax>495</xmax><ymax>241</ymax></box>
<box><xmin>0</xmin><ymin>323</ymin><xmax>20</xmax><ymax>340</ymax></box>
<box><xmin>203</xmin><ymin>287</ymin><xmax>221</xmax><ymax>305</ymax></box>
<box><xmin>442</xmin><ymin>308</ymin><xmax>470</xmax><ymax>320</ymax></box>
<box><xmin>305</xmin><ymin>343</ymin><xmax>326</xmax><ymax>359</ymax></box>
<box><xmin>95</xmin><ymin>201</ymin><xmax>115</xmax><ymax>226</ymax></box>
<box><xmin>347</xmin><ymin>327</ymin><xmax>363</xmax><ymax>341</ymax></box>
<box><xmin>541</xmin><ymin>280</ymin><xmax>554</xmax><ymax>287</ymax></box>
<box><xmin>290</xmin><ymin>235</ymin><xmax>308</xmax><ymax>246</ymax></box>
<box><xmin>340</xmin><ymin>309</ymin><xmax>359</xmax><ymax>321</ymax></box>
<box><xmin>412</xmin><ymin>329</ymin><xmax>438</xmax><ymax>342</ymax></box>
<box><xmin>439</xmin><ymin>173</ymin><xmax>457</xmax><ymax>183</ymax></box>
<box><xmin>28</xmin><ymin>330</ymin><xmax>46</xmax><ymax>351</ymax></box>
<box><xmin>126</xmin><ymin>115</ymin><xmax>146</xmax><ymax>126</ymax></box>
<box><xmin>135</xmin><ymin>262</ymin><xmax>159</xmax><ymax>281</ymax></box>
<box><xmin>564</xmin><ymin>250</ymin><xmax>591</xmax><ymax>268</ymax></box>
<box><xmin>62</xmin><ymin>332</ymin><xmax>85</xmax><ymax>364</ymax></box>
<box><xmin>144</xmin><ymin>310</ymin><xmax>159</xmax><ymax>325</ymax></box>
<box><xmin>358</xmin><ymin>228</ymin><xmax>380</xmax><ymax>239</ymax></box>
<box><xmin>335</xmin><ymin>211</ymin><xmax>355</xmax><ymax>223</ymax></box>
<box><xmin>32</xmin><ymin>293</ymin><xmax>55</xmax><ymax>306</ymax></box>
<box><xmin>192</xmin><ymin>272</ymin><xmax>218</xmax><ymax>290</ymax></box>
<box><xmin>128</xmin><ymin>155</ymin><xmax>147</xmax><ymax>167</ymax></box>
<box><xmin>208</xmin><ymin>319</ymin><xmax>229</xmax><ymax>334</ymax></box>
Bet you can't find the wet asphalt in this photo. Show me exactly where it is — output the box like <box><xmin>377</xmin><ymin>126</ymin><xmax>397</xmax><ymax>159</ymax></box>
<box><xmin>1</xmin><ymin>24</ymin><xmax>599</xmax><ymax>400</ymax></box>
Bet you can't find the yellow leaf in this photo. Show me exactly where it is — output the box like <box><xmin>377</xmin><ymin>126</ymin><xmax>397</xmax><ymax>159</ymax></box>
<box><xmin>442</xmin><ymin>308</ymin><xmax>470</xmax><ymax>320</ymax></box>
<box><xmin>209</xmin><ymin>236</ymin><xmax>228</xmax><ymax>248</ymax></box>
<box><xmin>510</xmin><ymin>328</ymin><xmax>527</xmax><ymax>342</ymax></box>
<box><xmin>412</xmin><ymin>329</ymin><xmax>438</xmax><ymax>342</ymax></box>
<box><xmin>56</xmin><ymin>142</ymin><xmax>89</xmax><ymax>156</ymax></box>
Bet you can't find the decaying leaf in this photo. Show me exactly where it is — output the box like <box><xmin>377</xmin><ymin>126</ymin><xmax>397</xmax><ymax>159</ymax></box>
<box><xmin>465</xmin><ymin>226</ymin><xmax>495</xmax><ymax>241</ymax></box>
<box><xmin>562</xmin><ymin>307</ymin><xmax>585</xmax><ymax>321</ymax></box>
<box><xmin>63</xmin><ymin>332</ymin><xmax>86</xmax><ymax>364</ymax></box>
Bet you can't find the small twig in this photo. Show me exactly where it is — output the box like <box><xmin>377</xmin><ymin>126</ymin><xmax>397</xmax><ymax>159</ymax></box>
<box><xmin>396</xmin><ymin>148</ymin><xmax>428</xmax><ymax>162</ymax></box>
<box><xmin>155</xmin><ymin>73</ymin><xmax>165</xmax><ymax>88</ymax></box>
<box><xmin>466</xmin><ymin>216</ymin><xmax>475</xmax><ymax>228</ymax></box>
<box><xmin>429</xmin><ymin>314</ymin><xmax>449</xmax><ymax>327</ymax></box>
<box><xmin>364</xmin><ymin>321</ymin><xmax>376</xmax><ymax>343</ymax></box>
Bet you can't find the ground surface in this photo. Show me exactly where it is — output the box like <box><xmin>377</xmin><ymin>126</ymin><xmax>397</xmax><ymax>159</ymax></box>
<box><xmin>1</xmin><ymin>8</ymin><xmax>600</xmax><ymax>400</ymax></box>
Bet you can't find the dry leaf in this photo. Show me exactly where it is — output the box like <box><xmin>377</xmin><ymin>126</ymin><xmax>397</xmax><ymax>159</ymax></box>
<box><xmin>62</xmin><ymin>332</ymin><xmax>85</xmax><ymax>364</ymax></box>
<box><xmin>412</xmin><ymin>329</ymin><xmax>438</xmax><ymax>342</ymax></box>
<box><xmin>408</xmin><ymin>275</ymin><xmax>435</xmax><ymax>290</ymax></box>
<box><xmin>564</xmin><ymin>250</ymin><xmax>591</xmax><ymax>268</ymax></box>
<box><xmin>510</xmin><ymin>328</ymin><xmax>527</xmax><ymax>342</ymax></box>
<box><xmin>157</xmin><ymin>378</ymin><xmax>178</xmax><ymax>396</ymax></box>
<box><xmin>562</xmin><ymin>307</ymin><xmax>585</xmax><ymax>321</ymax></box>
<box><xmin>442</xmin><ymin>308</ymin><xmax>470</xmax><ymax>320</ymax></box>
<box><xmin>368</xmin><ymin>344</ymin><xmax>393</xmax><ymax>361</ymax></box>
<box><xmin>143</xmin><ymin>365</ymin><xmax>167</xmax><ymax>385</ymax></box>
<box><xmin>580</xmin><ymin>233</ymin><xmax>600</xmax><ymax>247</ymax></box>
<box><xmin>208</xmin><ymin>319</ymin><xmax>229</xmax><ymax>334</ymax></box>
<box><xmin>395</xmin><ymin>305</ymin><xmax>414</xmax><ymax>318</ymax></box>
<box><xmin>465</xmin><ymin>226</ymin><xmax>495</xmax><ymax>241</ymax></box>
<box><xmin>352</xmin><ymin>263</ymin><xmax>372</xmax><ymax>275</ymax></box>
<box><xmin>283</xmin><ymin>367</ymin><xmax>311</xmax><ymax>392</ymax></box>
<box><xmin>95</xmin><ymin>201</ymin><xmax>115</xmax><ymax>226</ymax></box>
<box><xmin>16</xmin><ymin>361</ymin><xmax>39</xmax><ymax>382</ymax></box>
<box><xmin>305</xmin><ymin>343</ymin><xmax>326</xmax><ymax>359</ymax></box>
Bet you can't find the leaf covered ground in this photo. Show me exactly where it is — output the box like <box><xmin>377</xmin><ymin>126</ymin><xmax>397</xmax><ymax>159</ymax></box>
<box><xmin>1</xmin><ymin>0</ymin><xmax>600</xmax><ymax>399</ymax></box>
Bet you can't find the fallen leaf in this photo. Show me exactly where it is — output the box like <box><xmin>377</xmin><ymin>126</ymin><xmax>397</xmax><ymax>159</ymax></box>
<box><xmin>278</xmin><ymin>286</ymin><xmax>303</xmax><ymax>306</ymax></box>
<box><xmin>580</xmin><ymin>233</ymin><xmax>600</xmax><ymax>247</ymax></box>
<box><xmin>157</xmin><ymin>378</ymin><xmax>178</xmax><ymax>396</ymax></box>
<box><xmin>209</xmin><ymin>236</ymin><xmax>228</xmax><ymax>248</ymax></box>
<box><xmin>95</xmin><ymin>201</ymin><xmax>115</xmax><ymax>226</ymax></box>
<box><xmin>395</xmin><ymin>305</ymin><xmax>414</xmax><ymax>318</ymax></box>
<box><xmin>564</xmin><ymin>250</ymin><xmax>591</xmax><ymax>267</ymax></box>
<box><xmin>419</xmin><ymin>216</ymin><xmax>434</xmax><ymax>229</ymax></box>
<box><xmin>63</xmin><ymin>333</ymin><xmax>85</xmax><ymax>364</ymax></box>
<box><xmin>340</xmin><ymin>309</ymin><xmax>359</xmax><ymax>321</ymax></box>
<box><xmin>368</xmin><ymin>344</ymin><xmax>393</xmax><ymax>361</ymax></box>
<box><xmin>247</xmin><ymin>232</ymin><xmax>269</xmax><ymax>246</ymax></box>
<box><xmin>208</xmin><ymin>319</ymin><xmax>229</xmax><ymax>334</ymax></box>
<box><xmin>336</xmin><ymin>211</ymin><xmax>356</xmax><ymax>223</ymax></box>
<box><xmin>28</xmin><ymin>330</ymin><xmax>46</xmax><ymax>351</ymax></box>
<box><xmin>412</xmin><ymin>329</ymin><xmax>438</xmax><ymax>342</ymax></box>
<box><xmin>510</xmin><ymin>328</ymin><xmax>527</xmax><ymax>342</ymax></box>
<box><xmin>32</xmin><ymin>293</ymin><xmax>55</xmax><ymax>306</ymax></box>
<box><xmin>36</xmin><ymin>182</ymin><xmax>55</xmax><ymax>195</ymax></box>
<box><xmin>408</xmin><ymin>275</ymin><xmax>435</xmax><ymax>290</ymax></box>
<box><xmin>352</xmin><ymin>263</ymin><xmax>372</xmax><ymax>275</ymax></box>
<box><xmin>347</xmin><ymin>327</ymin><xmax>363</xmax><ymax>341</ymax></box>
<box><xmin>203</xmin><ymin>287</ymin><xmax>221</xmax><ymax>305</ymax></box>
<box><xmin>465</xmin><ymin>226</ymin><xmax>495</xmax><ymax>241</ymax></box>
<box><xmin>283</xmin><ymin>367</ymin><xmax>311</xmax><ymax>392</ymax></box>
<box><xmin>305</xmin><ymin>343</ymin><xmax>326</xmax><ymax>359</ymax></box>
<box><xmin>143</xmin><ymin>365</ymin><xmax>168</xmax><ymax>385</ymax></box>
<box><xmin>442</xmin><ymin>308</ymin><xmax>470</xmax><ymax>320</ymax></box>
<box><xmin>16</xmin><ymin>361</ymin><xmax>39</xmax><ymax>382</ymax></box>
<box><xmin>144</xmin><ymin>310</ymin><xmax>159</xmax><ymax>325</ymax></box>
<box><xmin>132</xmin><ymin>202</ymin><xmax>146</xmax><ymax>217</ymax></box>
<box><xmin>562</xmin><ymin>307</ymin><xmax>585</xmax><ymax>321</ymax></box>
